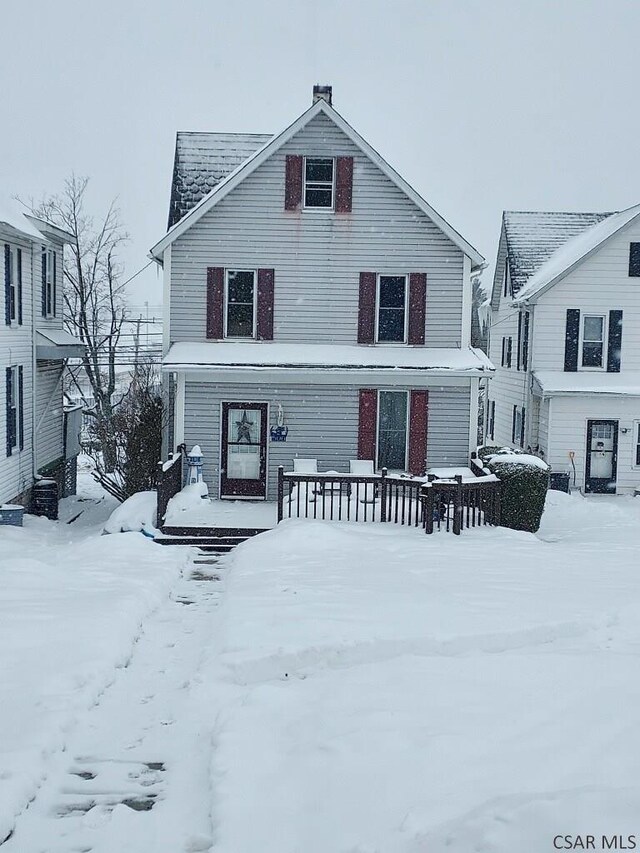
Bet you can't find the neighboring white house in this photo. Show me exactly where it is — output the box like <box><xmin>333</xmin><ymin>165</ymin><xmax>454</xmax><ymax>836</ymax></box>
<box><xmin>151</xmin><ymin>86</ymin><xmax>492</xmax><ymax>501</ymax></box>
<box><xmin>1</xmin><ymin>201</ymin><xmax>85</xmax><ymax>507</ymax></box>
<box><xmin>488</xmin><ymin>204</ymin><xmax>640</xmax><ymax>494</ymax></box>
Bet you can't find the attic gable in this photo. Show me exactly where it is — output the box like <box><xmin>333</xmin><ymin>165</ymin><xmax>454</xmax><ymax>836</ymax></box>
<box><xmin>151</xmin><ymin>96</ymin><xmax>484</xmax><ymax>269</ymax></box>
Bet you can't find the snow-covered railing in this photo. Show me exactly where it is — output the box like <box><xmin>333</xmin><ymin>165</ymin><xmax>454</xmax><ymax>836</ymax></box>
<box><xmin>156</xmin><ymin>449</ymin><xmax>185</xmax><ymax>528</ymax></box>
<box><xmin>276</xmin><ymin>467</ymin><xmax>501</xmax><ymax>535</ymax></box>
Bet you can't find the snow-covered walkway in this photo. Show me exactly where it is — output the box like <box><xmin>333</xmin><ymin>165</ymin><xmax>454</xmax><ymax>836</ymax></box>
<box><xmin>2</xmin><ymin>548</ymin><xmax>225</xmax><ymax>853</ymax></box>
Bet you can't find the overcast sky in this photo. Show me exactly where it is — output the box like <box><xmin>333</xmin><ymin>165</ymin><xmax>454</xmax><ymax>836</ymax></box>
<box><xmin>2</xmin><ymin>0</ymin><xmax>639</xmax><ymax>309</ymax></box>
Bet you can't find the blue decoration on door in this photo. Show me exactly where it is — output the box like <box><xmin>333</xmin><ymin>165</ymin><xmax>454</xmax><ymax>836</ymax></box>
<box><xmin>270</xmin><ymin>425</ymin><xmax>289</xmax><ymax>442</ymax></box>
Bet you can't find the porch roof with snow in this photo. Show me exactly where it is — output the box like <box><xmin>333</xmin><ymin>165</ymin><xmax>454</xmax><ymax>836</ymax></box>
<box><xmin>162</xmin><ymin>341</ymin><xmax>493</xmax><ymax>376</ymax></box>
<box><xmin>36</xmin><ymin>329</ymin><xmax>86</xmax><ymax>360</ymax></box>
<box><xmin>532</xmin><ymin>370</ymin><xmax>640</xmax><ymax>397</ymax></box>
<box><xmin>150</xmin><ymin>98</ymin><xmax>484</xmax><ymax>270</ymax></box>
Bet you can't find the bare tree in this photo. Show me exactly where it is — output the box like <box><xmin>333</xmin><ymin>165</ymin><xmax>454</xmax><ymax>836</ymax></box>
<box><xmin>23</xmin><ymin>176</ymin><xmax>129</xmax><ymax>472</ymax></box>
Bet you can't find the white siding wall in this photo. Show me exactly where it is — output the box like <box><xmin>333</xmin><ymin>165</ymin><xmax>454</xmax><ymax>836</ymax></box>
<box><xmin>183</xmin><ymin>381</ymin><xmax>471</xmax><ymax>500</ymax></box>
<box><xmin>546</xmin><ymin>395</ymin><xmax>640</xmax><ymax>495</ymax></box>
<box><xmin>0</xmin><ymin>231</ymin><xmax>34</xmax><ymax>504</ymax></box>
<box><xmin>533</xmin><ymin>218</ymin><xmax>640</xmax><ymax>372</ymax></box>
<box><xmin>487</xmin><ymin>261</ymin><xmax>529</xmax><ymax>447</ymax></box>
<box><xmin>35</xmin><ymin>361</ymin><xmax>64</xmax><ymax>470</ymax></box>
<box><xmin>170</xmin><ymin>112</ymin><xmax>466</xmax><ymax>347</ymax></box>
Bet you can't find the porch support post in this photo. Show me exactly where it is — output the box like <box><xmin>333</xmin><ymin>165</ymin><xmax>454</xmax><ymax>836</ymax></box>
<box><xmin>380</xmin><ymin>467</ymin><xmax>388</xmax><ymax>522</ymax></box>
<box><xmin>453</xmin><ymin>474</ymin><xmax>463</xmax><ymax>535</ymax></box>
<box><xmin>277</xmin><ymin>466</ymin><xmax>284</xmax><ymax>523</ymax></box>
<box><xmin>424</xmin><ymin>484</ymin><xmax>434</xmax><ymax>534</ymax></box>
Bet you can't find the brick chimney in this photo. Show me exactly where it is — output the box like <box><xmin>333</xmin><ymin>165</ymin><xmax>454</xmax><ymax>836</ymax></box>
<box><xmin>312</xmin><ymin>85</ymin><xmax>332</xmax><ymax>106</ymax></box>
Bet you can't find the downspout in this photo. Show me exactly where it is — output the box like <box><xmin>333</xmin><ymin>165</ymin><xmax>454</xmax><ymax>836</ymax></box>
<box><xmin>31</xmin><ymin>243</ymin><xmax>38</xmax><ymax>482</ymax></box>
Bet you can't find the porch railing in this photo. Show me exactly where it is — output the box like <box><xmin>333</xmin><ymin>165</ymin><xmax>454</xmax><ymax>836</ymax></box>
<box><xmin>277</xmin><ymin>466</ymin><xmax>501</xmax><ymax>535</ymax></box>
<box><xmin>156</xmin><ymin>448</ymin><xmax>185</xmax><ymax>528</ymax></box>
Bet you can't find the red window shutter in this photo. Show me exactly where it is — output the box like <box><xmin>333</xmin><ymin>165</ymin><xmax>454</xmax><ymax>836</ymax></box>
<box><xmin>408</xmin><ymin>273</ymin><xmax>427</xmax><ymax>345</ymax></box>
<box><xmin>358</xmin><ymin>389</ymin><xmax>378</xmax><ymax>462</ymax></box>
<box><xmin>408</xmin><ymin>390</ymin><xmax>428</xmax><ymax>475</ymax></box>
<box><xmin>335</xmin><ymin>156</ymin><xmax>353</xmax><ymax>213</ymax></box>
<box><xmin>285</xmin><ymin>155</ymin><xmax>303</xmax><ymax>210</ymax></box>
<box><xmin>358</xmin><ymin>272</ymin><xmax>376</xmax><ymax>344</ymax></box>
<box><xmin>206</xmin><ymin>267</ymin><xmax>224</xmax><ymax>339</ymax></box>
<box><xmin>257</xmin><ymin>268</ymin><xmax>275</xmax><ymax>340</ymax></box>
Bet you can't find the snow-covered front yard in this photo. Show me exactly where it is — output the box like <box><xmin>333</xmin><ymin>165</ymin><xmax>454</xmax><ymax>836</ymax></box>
<box><xmin>2</xmin><ymin>485</ymin><xmax>640</xmax><ymax>852</ymax></box>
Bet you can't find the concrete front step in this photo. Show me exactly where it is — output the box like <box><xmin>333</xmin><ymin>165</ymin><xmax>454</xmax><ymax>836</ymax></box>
<box><xmin>155</xmin><ymin>526</ymin><xmax>269</xmax><ymax>552</ymax></box>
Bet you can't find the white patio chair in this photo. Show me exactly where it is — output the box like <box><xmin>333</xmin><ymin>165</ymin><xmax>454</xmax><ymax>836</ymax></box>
<box><xmin>289</xmin><ymin>458</ymin><xmax>319</xmax><ymax>510</ymax></box>
<box><xmin>349</xmin><ymin>459</ymin><xmax>377</xmax><ymax>503</ymax></box>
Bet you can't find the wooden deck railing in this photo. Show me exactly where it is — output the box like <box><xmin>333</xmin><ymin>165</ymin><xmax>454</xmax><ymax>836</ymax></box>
<box><xmin>156</xmin><ymin>448</ymin><xmax>185</xmax><ymax>528</ymax></box>
<box><xmin>277</xmin><ymin>466</ymin><xmax>501</xmax><ymax>534</ymax></box>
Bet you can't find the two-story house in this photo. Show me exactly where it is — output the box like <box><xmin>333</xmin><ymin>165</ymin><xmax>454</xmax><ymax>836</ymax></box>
<box><xmin>1</xmin><ymin>201</ymin><xmax>85</xmax><ymax>508</ymax></box>
<box><xmin>150</xmin><ymin>86</ymin><xmax>492</xmax><ymax>501</ymax></box>
<box><xmin>487</xmin><ymin>204</ymin><xmax>640</xmax><ymax>494</ymax></box>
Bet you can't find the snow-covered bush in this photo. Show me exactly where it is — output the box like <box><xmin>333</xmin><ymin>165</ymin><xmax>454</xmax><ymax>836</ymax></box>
<box><xmin>477</xmin><ymin>446</ymin><xmax>550</xmax><ymax>533</ymax></box>
<box><xmin>103</xmin><ymin>491</ymin><xmax>158</xmax><ymax>535</ymax></box>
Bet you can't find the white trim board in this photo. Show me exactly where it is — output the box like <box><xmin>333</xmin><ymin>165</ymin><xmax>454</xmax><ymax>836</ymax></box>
<box><xmin>150</xmin><ymin>99</ymin><xmax>484</xmax><ymax>270</ymax></box>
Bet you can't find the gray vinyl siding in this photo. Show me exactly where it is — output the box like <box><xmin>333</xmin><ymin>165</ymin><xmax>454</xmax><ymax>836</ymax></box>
<box><xmin>184</xmin><ymin>380</ymin><xmax>471</xmax><ymax>500</ymax></box>
<box><xmin>170</xmin><ymin>112</ymin><xmax>465</xmax><ymax>348</ymax></box>
<box><xmin>35</xmin><ymin>362</ymin><xmax>64</xmax><ymax>470</ymax></box>
<box><xmin>0</xmin><ymin>229</ymin><xmax>34</xmax><ymax>504</ymax></box>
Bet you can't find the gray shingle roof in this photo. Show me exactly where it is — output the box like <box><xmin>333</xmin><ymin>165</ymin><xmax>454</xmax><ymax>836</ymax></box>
<box><xmin>504</xmin><ymin>210</ymin><xmax>612</xmax><ymax>294</ymax></box>
<box><xmin>168</xmin><ymin>131</ymin><xmax>273</xmax><ymax>228</ymax></box>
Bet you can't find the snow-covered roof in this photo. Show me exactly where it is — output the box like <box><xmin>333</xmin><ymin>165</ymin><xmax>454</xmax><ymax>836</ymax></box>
<box><xmin>514</xmin><ymin>204</ymin><xmax>640</xmax><ymax>302</ymax></box>
<box><xmin>168</xmin><ymin>131</ymin><xmax>272</xmax><ymax>228</ymax></box>
<box><xmin>151</xmin><ymin>99</ymin><xmax>484</xmax><ymax>270</ymax></box>
<box><xmin>162</xmin><ymin>341</ymin><xmax>494</xmax><ymax>375</ymax></box>
<box><xmin>503</xmin><ymin>210</ymin><xmax>610</xmax><ymax>298</ymax></box>
<box><xmin>36</xmin><ymin>329</ymin><xmax>86</xmax><ymax>360</ymax></box>
<box><xmin>533</xmin><ymin>371</ymin><xmax>640</xmax><ymax>397</ymax></box>
<box><xmin>0</xmin><ymin>198</ymin><xmax>50</xmax><ymax>242</ymax></box>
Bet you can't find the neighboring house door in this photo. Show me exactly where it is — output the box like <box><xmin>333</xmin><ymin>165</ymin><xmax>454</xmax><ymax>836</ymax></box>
<box><xmin>585</xmin><ymin>420</ymin><xmax>618</xmax><ymax>494</ymax></box>
<box><xmin>220</xmin><ymin>402</ymin><xmax>268</xmax><ymax>499</ymax></box>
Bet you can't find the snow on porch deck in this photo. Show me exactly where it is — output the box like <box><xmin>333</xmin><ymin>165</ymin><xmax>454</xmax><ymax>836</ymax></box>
<box><xmin>164</xmin><ymin>498</ymin><xmax>279</xmax><ymax>530</ymax></box>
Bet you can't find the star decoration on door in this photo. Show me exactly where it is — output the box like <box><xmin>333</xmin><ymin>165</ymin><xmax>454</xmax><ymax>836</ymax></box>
<box><xmin>236</xmin><ymin>410</ymin><xmax>255</xmax><ymax>443</ymax></box>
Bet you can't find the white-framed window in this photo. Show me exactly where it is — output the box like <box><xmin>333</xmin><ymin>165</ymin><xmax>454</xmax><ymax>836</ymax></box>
<box><xmin>635</xmin><ymin>422</ymin><xmax>640</xmax><ymax>467</ymax></box>
<box><xmin>501</xmin><ymin>335</ymin><xmax>512</xmax><ymax>368</ymax></box>
<box><xmin>376</xmin><ymin>390</ymin><xmax>408</xmax><ymax>471</ymax></box>
<box><xmin>7</xmin><ymin>246</ymin><xmax>15</xmax><ymax>322</ymax></box>
<box><xmin>581</xmin><ymin>314</ymin><xmax>606</xmax><ymax>368</ymax></box>
<box><xmin>224</xmin><ymin>269</ymin><xmax>256</xmax><ymax>339</ymax></box>
<box><xmin>42</xmin><ymin>247</ymin><xmax>56</xmax><ymax>317</ymax></box>
<box><xmin>512</xmin><ymin>404</ymin><xmax>525</xmax><ymax>448</ymax></box>
<box><xmin>303</xmin><ymin>157</ymin><xmax>334</xmax><ymax>209</ymax></box>
<box><xmin>6</xmin><ymin>365</ymin><xmax>19</xmax><ymax>453</ymax></box>
<box><xmin>376</xmin><ymin>275</ymin><xmax>408</xmax><ymax>343</ymax></box>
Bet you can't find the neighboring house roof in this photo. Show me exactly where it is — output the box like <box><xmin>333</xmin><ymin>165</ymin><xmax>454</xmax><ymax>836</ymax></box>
<box><xmin>0</xmin><ymin>200</ymin><xmax>74</xmax><ymax>245</ymax></box>
<box><xmin>168</xmin><ymin>131</ymin><xmax>272</xmax><ymax>228</ymax></box>
<box><xmin>162</xmin><ymin>341</ymin><xmax>493</xmax><ymax>375</ymax></box>
<box><xmin>36</xmin><ymin>329</ymin><xmax>85</xmax><ymax>360</ymax></box>
<box><xmin>513</xmin><ymin>204</ymin><xmax>640</xmax><ymax>302</ymax></box>
<box><xmin>533</xmin><ymin>371</ymin><xmax>640</xmax><ymax>397</ymax></box>
<box><xmin>151</xmin><ymin>99</ymin><xmax>484</xmax><ymax>270</ymax></box>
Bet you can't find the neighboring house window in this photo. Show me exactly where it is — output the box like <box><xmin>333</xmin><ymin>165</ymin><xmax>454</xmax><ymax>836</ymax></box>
<box><xmin>303</xmin><ymin>157</ymin><xmax>334</xmax><ymax>208</ymax></box>
<box><xmin>636</xmin><ymin>422</ymin><xmax>640</xmax><ymax>467</ymax></box>
<box><xmin>225</xmin><ymin>270</ymin><xmax>256</xmax><ymax>338</ymax></box>
<box><xmin>501</xmin><ymin>336</ymin><xmax>512</xmax><ymax>368</ymax></box>
<box><xmin>487</xmin><ymin>400</ymin><xmax>495</xmax><ymax>441</ymax></box>
<box><xmin>377</xmin><ymin>390</ymin><xmax>408</xmax><ymax>470</ymax></box>
<box><xmin>629</xmin><ymin>243</ymin><xmax>640</xmax><ymax>276</ymax></box>
<box><xmin>376</xmin><ymin>275</ymin><xmax>407</xmax><ymax>343</ymax></box>
<box><xmin>512</xmin><ymin>405</ymin><xmax>525</xmax><ymax>448</ymax></box>
<box><xmin>42</xmin><ymin>248</ymin><xmax>56</xmax><ymax>318</ymax></box>
<box><xmin>581</xmin><ymin>314</ymin><xmax>605</xmax><ymax>368</ymax></box>
<box><xmin>4</xmin><ymin>245</ymin><xmax>21</xmax><ymax>326</ymax></box>
<box><xmin>502</xmin><ymin>257</ymin><xmax>509</xmax><ymax>298</ymax></box>
<box><xmin>5</xmin><ymin>365</ymin><xmax>23</xmax><ymax>456</ymax></box>
<box><xmin>517</xmin><ymin>310</ymin><xmax>529</xmax><ymax>370</ymax></box>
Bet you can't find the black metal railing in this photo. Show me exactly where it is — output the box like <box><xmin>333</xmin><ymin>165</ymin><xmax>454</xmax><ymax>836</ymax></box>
<box><xmin>156</xmin><ymin>448</ymin><xmax>185</xmax><ymax>528</ymax></box>
<box><xmin>276</xmin><ymin>466</ymin><xmax>501</xmax><ymax>535</ymax></box>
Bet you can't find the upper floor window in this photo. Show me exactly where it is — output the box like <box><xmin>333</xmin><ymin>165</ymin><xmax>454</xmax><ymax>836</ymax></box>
<box><xmin>225</xmin><ymin>270</ymin><xmax>256</xmax><ymax>338</ymax></box>
<box><xmin>581</xmin><ymin>314</ymin><xmax>605</xmax><ymax>368</ymax></box>
<box><xmin>303</xmin><ymin>157</ymin><xmax>334</xmax><ymax>208</ymax></box>
<box><xmin>629</xmin><ymin>243</ymin><xmax>640</xmax><ymax>276</ymax></box>
<box><xmin>376</xmin><ymin>275</ymin><xmax>407</xmax><ymax>343</ymax></box>
<box><xmin>501</xmin><ymin>335</ymin><xmax>513</xmax><ymax>368</ymax></box>
<box><xmin>635</xmin><ymin>422</ymin><xmax>640</xmax><ymax>467</ymax></box>
<box><xmin>42</xmin><ymin>248</ymin><xmax>56</xmax><ymax>318</ymax></box>
<box><xmin>4</xmin><ymin>245</ymin><xmax>22</xmax><ymax>325</ymax></box>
